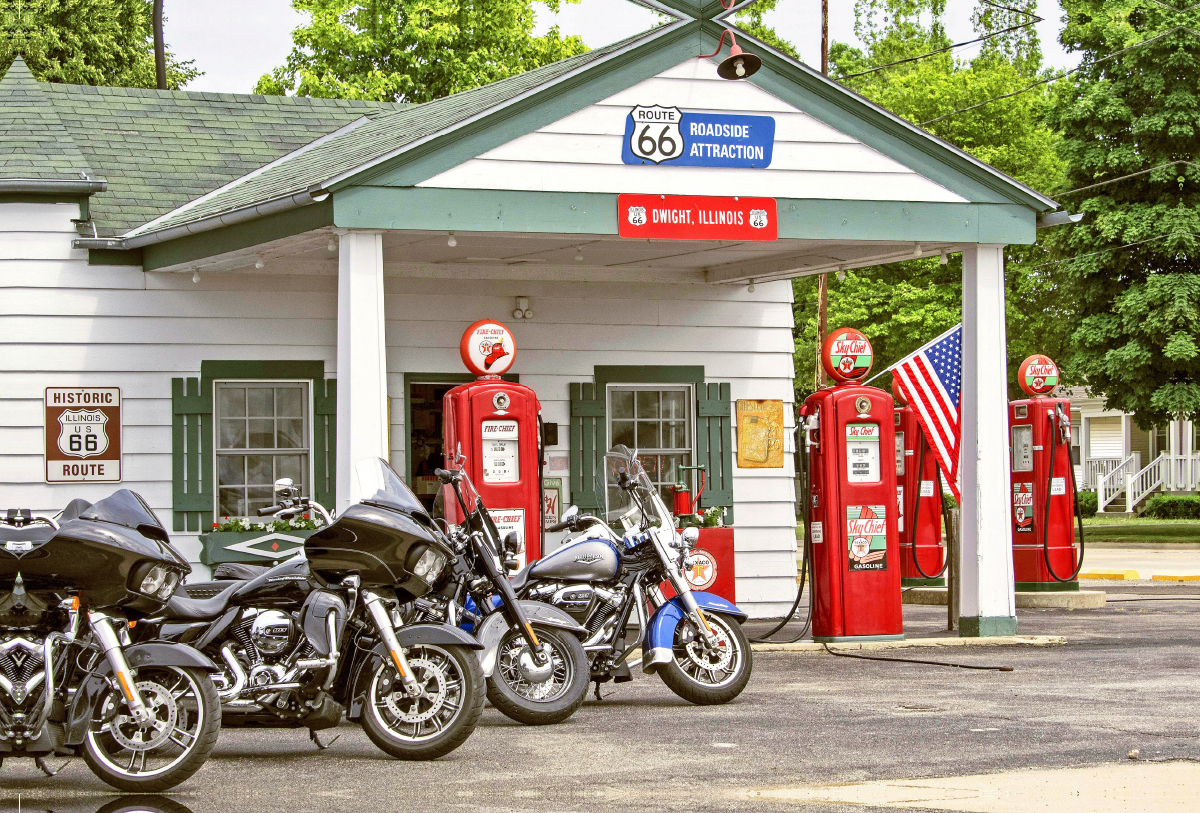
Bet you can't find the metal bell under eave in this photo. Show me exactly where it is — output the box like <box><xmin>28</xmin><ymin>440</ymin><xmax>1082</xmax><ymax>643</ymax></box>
<box><xmin>717</xmin><ymin>42</ymin><xmax>762</xmax><ymax>80</ymax></box>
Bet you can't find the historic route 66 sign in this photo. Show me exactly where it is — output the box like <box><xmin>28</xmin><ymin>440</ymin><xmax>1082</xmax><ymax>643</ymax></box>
<box><xmin>628</xmin><ymin>105</ymin><xmax>683</xmax><ymax>164</ymax></box>
<box><xmin>627</xmin><ymin>205</ymin><xmax>647</xmax><ymax>226</ymax></box>
<box><xmin>45</xmin><ymin>387</ymin><xmax>122</xmax><ymax>482</ymax></box>
<box><xmin>749</xmin><ymin>209</ymin><xmax>769</xmax><ymax>229</ymax></box>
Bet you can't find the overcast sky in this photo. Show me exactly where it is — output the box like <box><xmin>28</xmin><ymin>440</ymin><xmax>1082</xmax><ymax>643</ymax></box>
<box><xmin>165</xmin><ymin>0</ymin><xmax>1078</xmax><ymax>95</ymax></box>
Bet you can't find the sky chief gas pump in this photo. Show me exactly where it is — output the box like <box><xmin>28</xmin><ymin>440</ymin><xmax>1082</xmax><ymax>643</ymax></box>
<box><xmin>894</xmin><ymin>399</ymin><xmax>947</xmax><ymax>587</ymax></box>
<box><xmin>443</xmin><ymin>319</ymin><xmax>544</xmax><ymax>569</ymax></box>
<box><xmin>1009</xmin><ymin>354</ymin><xmax>1085</xmax><ymax>590</ymax></box>
<box><xmin>799</xmin><ymin>328</ymin><xmax>904</xmax><ymax>642</ymax></box>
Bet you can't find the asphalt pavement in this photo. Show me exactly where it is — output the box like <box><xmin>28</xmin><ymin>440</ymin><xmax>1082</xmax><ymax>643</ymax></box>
<box><xmin>3</xmin><ymin>585</ymin><xmax>1199</xmax><ymax>813</ymax></box>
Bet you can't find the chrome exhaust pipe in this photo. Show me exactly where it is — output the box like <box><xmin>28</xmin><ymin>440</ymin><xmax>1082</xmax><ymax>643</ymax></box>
<box><xmin>218</xmin><ymin>644</ymin><xmax>248</xmax><ymax>701</ymax></box>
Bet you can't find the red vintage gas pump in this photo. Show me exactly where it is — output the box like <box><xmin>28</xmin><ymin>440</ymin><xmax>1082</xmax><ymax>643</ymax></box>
<box><xmin>443</xmin><ymin>319</ymin><xmax>544</xmax><ymax>568</ymax></box>
<box><xmin>893</xmin><ymin>400</ymin><xmax>946</xmax><ymax>587</ymax></box>
<box><xmin>1009</xmin><ymin>354</ymin><xmax>1084</xmax><ymax>590</ymax></box>
<box><xmin>799</xmin><ymin>328</ymin><xmax>904</xmax><ymax>642</ymax></box>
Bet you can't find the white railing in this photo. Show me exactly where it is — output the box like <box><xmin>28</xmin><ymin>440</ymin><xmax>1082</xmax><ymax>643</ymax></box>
<box><xmin>1085</xmin><ymin>457</ymin><xmax>1124</xmax><ymax>490</ymax></box>
<box><xmin>1159</xmin><ymin>454</ymin><xmax>1200</xmax><ymax>492</ymax></box>
<box><xmin>1098</xmin><ymin>454</ymin><xmax>1140</xmax><ymax>512</ymax></box>
<box><xmin>1128</xmin><ymin>456</ymin><xmax>1167</xmax><ymax>509</ymax></box>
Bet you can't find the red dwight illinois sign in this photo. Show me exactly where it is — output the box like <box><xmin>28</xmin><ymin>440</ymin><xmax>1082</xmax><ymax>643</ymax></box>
<box><xmin>618</xmin><ymin>194</ymin><xmax>778</xmax><ymax>241</ymax></box>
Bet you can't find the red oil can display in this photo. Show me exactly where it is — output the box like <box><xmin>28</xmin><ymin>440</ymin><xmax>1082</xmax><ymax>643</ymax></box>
<box><xmin>443</xmin><ymin>320</ymin><xmax>544</xmax><ymax>568</ymax></box>
<box><xmin>894</xmin><ymin>404</ymin><xmax>946</xmax><ymax>586</ymax></box>
<box><xmin>800</xmin><ymin>329</ymin><xmax>904</xmax><ymax>642</ymax></box>
<box><xmin>1009</xmin><ymin>354</ymin><xmax>1083</xmax><ymax>590</ymax></box>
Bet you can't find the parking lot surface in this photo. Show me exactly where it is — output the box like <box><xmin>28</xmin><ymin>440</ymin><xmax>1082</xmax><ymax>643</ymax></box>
<box><xmin>3</xmin><ymin>585</ymin><xmax>1198</xmax><ymax>813</ymax></box>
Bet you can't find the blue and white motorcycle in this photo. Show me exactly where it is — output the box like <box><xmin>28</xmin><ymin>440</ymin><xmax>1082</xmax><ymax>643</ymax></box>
<box><xmin>512</xmin><ymin>445</ymin><xmax>752</xmax><ymax>704</ymax></box>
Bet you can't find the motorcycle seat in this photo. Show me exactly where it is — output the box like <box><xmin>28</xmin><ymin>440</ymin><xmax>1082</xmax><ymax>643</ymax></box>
<box><xmin>163</xmin><ymin>580</ymin><xmax>241</xmax><ymax>621</ymax></box>
<box><xmin>212</xmin><ymin>562</ymin><xmax>271</xmax><ymax>581</ymax></box>
<box><xmin>508</xmin><ymin>563</ymin><xmax>533</xmax><ymax>593</ymax></box>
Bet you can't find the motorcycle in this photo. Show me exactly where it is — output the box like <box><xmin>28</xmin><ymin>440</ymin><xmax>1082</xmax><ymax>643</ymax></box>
<box><xmin>513</xmin><ymin>445</ymin><xmax>753</xmax><ymax>704</ymax></box>
<box><xmin>142</xmin><ymin>458</ymin><xmax>485</xmax><ymax>760</ymax></box>
<box><xmin>405</xmin><ymin>467</ymin><xmax>590</xmax><ymax>725</ymax></box>
<box><xmin>0</xmin><ymin>491</ymin><xmax>222</xmax><ymax>791</ymax></box>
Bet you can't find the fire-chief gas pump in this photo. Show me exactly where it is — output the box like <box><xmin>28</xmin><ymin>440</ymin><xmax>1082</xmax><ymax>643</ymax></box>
<box><xmin>1009</xmin><ymin>354</ymin><xmax>1085</xmax><ymax>590</ymax></box>
<box><xmin>893</xmin><ymin>399</ymin><xmax>947</xmax><ymax>587</ymax></box>
<box><xmin>798</xmin><ymin>328</ymin><xmax>904</xmax><ymax>642</ymax></box>
<box><xmin>443</xmin><ymin>319</ymin><xmax>544</xmax><ymax>569</ymax></box>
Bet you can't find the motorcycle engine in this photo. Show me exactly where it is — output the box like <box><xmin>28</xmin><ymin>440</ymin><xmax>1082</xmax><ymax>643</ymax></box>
<box><xmin>249</xmin><ymin>610</ymin><xmax>297</xmax><ymax>656</ymax></box>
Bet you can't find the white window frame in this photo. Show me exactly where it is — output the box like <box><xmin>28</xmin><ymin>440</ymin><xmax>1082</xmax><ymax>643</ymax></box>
<box><xmin>605</xmin><ymin>383</ymin><xmax>697</xmax><ymax>497</ymax></box>
<box><xmin>212</xmin><ymin>379</ymin><xmax>315</xmax><ymax>519</ymax></box>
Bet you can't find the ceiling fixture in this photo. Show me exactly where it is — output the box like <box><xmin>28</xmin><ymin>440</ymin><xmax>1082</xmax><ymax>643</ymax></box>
<box><xmin>326</xmin><ymin>238</ymin><xmax>336</xmax><ymax>253</ymax></box>
<box><xmin>836</xmin><ymin>267</ymin><xmax>847</xmax><ymax>282</ymax></box>
<box><xmin>254</xmin><ymin>254</ymin><xmax>265</xmax><ymax>269</ymax></box>
<box><xmin>191</xmin><ymin>269</ymin><xmax>201</xmax><ymax>284</ymax></box>
<box><xmin>939</xmin><ymin>253</ymin><xmax>949</xmax><ymax>265</ymax></box>
<box><xmin>747</xmin><ymin>278</ymin><xmax>756</xmax><ymax>293</ymax></box>
<box><xmin>913</xmin><ymin>243</ymin><xmax>923</xmax><ymax>257</ymax></box>
<box><xmin>512</xmin><ymin>296</ymin><xmax>533</xmax><ymax>320</ymax></box>
<box><xmin>575</xmin><ymin>247</ymin><xmax>584</xmax><ymax>263</ymax></box>
<box><xmin>700</xmin><ymin>21</ymin><xmax>761</xmax><ymax>81</ymax></box>
<box><xmin>447</xmin><ymin>231</ymin><xmax>457</xmax><ymax>248</ymax></box>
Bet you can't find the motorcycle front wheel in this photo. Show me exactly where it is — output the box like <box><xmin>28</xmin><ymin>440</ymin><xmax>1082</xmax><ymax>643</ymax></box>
<box><xmin>82</xmin><ymin>665</ymin><xmax>222</xmax><ymax>792</ymax></box>
<box><xmin>361</xmin><ymin>643</ymin><xmax>484</xmax><ymax>760</ymax></box>
<box><xmin>658</xmin><ymin>611</ymin><xmax>753</xmax><ymax>705</ymax></box>
<box><xmin>486</xmin><ymin>625</ymin><xmax>588</xmax><ymax>725</ymax></box>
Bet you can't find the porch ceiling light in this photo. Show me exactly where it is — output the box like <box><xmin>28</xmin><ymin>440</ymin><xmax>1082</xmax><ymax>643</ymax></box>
<box><xmin>254</xmin><ymin>254</ymin><xmax>265</xmax><ymax>269</ymax></box>
<box><xmin>513</xmin><ymin>296</ymin><xmax>532</xmax><ymax>320</ymax></box>
<box><xmin>747</xmin><ymin>279</ymin><xmax>756</xmax><ymax>293</ymax></box>
<box><xmin>326</xmin><ymin>238</ymin><xmax>336</xmax><ymax>253</ymax></box>
<box><xmin>700</xmin><ymin>27</ymin><xmax>761</xmax><ymax>81</ymax></box>
<box><xmin>191</xmin><ymin>269</ymin><xmax>200</xmax><ymax>284</ymax></box>
<box><xmin>939</xmin><ymin>253</ymin><xmax>949</xmax><ymax>265</ymax></box>
<box><xmin>836</xmin><ymin>267</ymin><xmax>846</xmax><ymax>282</ymax></box>
<box><xmin>575</xmin><ymin>247</ymin><xmax>584</xmax><ymax>263</ymax></box>
<box><xmin>447</xmin><ymin>232</ymin><xmax>457</xmax><ymax>248</ymax></box>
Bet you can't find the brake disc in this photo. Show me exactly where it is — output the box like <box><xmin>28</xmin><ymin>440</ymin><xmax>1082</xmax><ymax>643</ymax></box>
<box><xmin>383</xmin><ymin>656</ymin><xmax>447</xmax><ymax>724</ymax></box>
<box><xmin>108</xmin><ymin>681</ymin><xmax>177</xmax><ymax>751</ymax></box>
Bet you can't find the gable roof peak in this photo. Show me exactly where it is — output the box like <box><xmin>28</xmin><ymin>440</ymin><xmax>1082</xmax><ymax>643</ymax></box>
<box><xmin>0</xmin><ymin>55</ymin><xmax>36</xmax><ymax>87</ymax></box>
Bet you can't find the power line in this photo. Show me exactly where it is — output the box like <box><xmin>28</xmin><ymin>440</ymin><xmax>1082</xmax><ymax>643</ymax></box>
<box><xmin>1019</xmin><ymin>232</ymin><xmax>1199</xmax><ymax>273</ymax></box>
<box><xmin>1057</xmin><ymin>161</ymin><xmax>1200</xmax><ymax>197</ymax></box>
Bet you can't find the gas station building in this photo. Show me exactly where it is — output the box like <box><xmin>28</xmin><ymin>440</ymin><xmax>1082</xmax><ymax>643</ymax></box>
<box><xmin>0</xmin><ymin>2</ymin><xmax>1059</xmax><ymax>631</ymax></box>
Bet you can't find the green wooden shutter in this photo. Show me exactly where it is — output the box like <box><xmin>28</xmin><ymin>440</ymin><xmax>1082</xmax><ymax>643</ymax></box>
<box><xmin>569</xmin><ymin>382</ymin><xmax>606</xmax><ymax>512</ymax></box>
<box><xmin>171</xmin><ymin>377</ymin><xmax>213</xmax><ymax>533</ymax></box>
<box><xmin>313</xmin><ymin>379</ymin><xmax>337</xmax><ymax>509</ymax></box>
<box><xmin>697</xmin><ymin>382</ymin><xmax>734</xmax><ymax>521</ymax></box>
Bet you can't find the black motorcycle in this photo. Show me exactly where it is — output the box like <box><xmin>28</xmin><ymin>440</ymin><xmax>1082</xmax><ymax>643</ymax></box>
<box><xmin>404</xmin><ymin>468</ymin><xmax>589</xmax><ymax>725</ymax></box>
<box><xmin>0</xmin><ymin>492</ymin><xmax>222</xmax><ymax>791</ymax></box>
<box><xmin>143</xmin><ymin>459</ymin><xmax>485</xmax><ymax>760</ymax></box>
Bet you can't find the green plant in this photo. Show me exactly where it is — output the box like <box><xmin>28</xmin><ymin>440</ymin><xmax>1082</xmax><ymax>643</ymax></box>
<box><xmin>210</xmin><ymin>516</ymin><xmax>322</xmax><ymax>533</ymax></box>
<box><xmin>1141</xmin><ymin>495</ymin><xmax>1200</xmax><ymax>520</ymax></box>
<box><xmin>676</xmin><ymin>506</ymin><xmax>726</xmax><ymax>529</ymax></box>
<box><xmin>1077</xmin><ymin>490</ymin><xmax>1098</xmax><ymax>519</ymax></box>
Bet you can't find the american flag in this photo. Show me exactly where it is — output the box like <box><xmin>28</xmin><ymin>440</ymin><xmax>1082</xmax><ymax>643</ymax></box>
<box><xmin>889</xmin><ymin>324</ymin><xmax>962</xmax><ymax>500</ymax></box>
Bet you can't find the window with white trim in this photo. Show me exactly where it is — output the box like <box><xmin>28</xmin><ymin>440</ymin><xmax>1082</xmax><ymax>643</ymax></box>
<box><xmin>215</xmin><ymin>381</ymin><xmax>310</xmax><ymax>517</ymax></box>
<box><xmin>607</xmin><ymin>385</ymin><xmax>695</xmax><ymax>501</ymax></box>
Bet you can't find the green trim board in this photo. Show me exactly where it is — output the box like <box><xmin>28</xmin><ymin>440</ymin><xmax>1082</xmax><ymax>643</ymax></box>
<box><xmin>1015</xmin><ymin>581</ymin><xmax>1080</xmax><ymax>592</ymax></box>
<box><xmin>594</xmin><ymin>366</ymin><xmax>704</xmax><ymax>388</ymax></box>
<box><xmin>815</xmin><ymin>634</ymin><xmax>906</xmax><ymax>643</ymax></box>
<box><xmin>959</xmin><ymin>616</ymin><xmax>1019</xmax><ymax>637</ymax></box>
<box><xmin>334</xmin><ymin>187</ymin><xmax>1038</xmax><ymax>245</ymax></box>
<box><xmin>87</xmin><ymin>248</ymin><xmax>143</xmax><ymax>266</ymax></box>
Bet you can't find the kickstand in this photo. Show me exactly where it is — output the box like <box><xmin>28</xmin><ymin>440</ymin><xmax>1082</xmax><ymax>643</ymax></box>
<box><xmin>592</xmin><ymin>681</ymin><xmax>604</xmax><ymax>701</ymax></box>
<box><xmin>309</xmin><ymin>729</ymin><xmax>339</xmax><ymax>750</ymax></box>
<box><xmin>35</xmin><ymin>757</ymin><xmax>69</xmax><ymax>777</ymax></box>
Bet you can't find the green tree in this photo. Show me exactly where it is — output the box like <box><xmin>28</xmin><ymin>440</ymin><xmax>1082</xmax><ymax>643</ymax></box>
<box><xmin>1045</xmin><ymin>0</ymin><xmax>1200</xmax><ymax>427</ymax></box>
<box><xmin>0</xmin><ymin>0</ymin><xmax>198</xmax><ymax>88</ymax></box>
<box><xmin>255</xmin><ymin>0</ymin><xmax>588</xmax><ymax>103</ymax></box>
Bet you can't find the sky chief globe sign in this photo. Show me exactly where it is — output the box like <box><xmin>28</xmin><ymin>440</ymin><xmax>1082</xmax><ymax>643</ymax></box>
<box><xmin>822</xmin><ymin>328</ymin><xmax>874</xmax><ymax>384</ymax></box>
<box><xmin>460</xmin><ymin>319</ymin><xmax>516</xmax><ymax>378</ymax></box>
<box><xmin>1018</xmin><ymin>354</ymin><xmax>1059</xmax><ymax>396</ymax></box>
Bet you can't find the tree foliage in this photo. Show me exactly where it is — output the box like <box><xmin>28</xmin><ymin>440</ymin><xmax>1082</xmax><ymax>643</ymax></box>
<box><xmin>1045</xmin><ymin>0</ymin><xmax>1200</xmax><ymax>428</ymax></box>
<box><xmin>0</xmin><ymin>0</ymin><xmax>198</xmax><ymax>88</ymax></box>
<box><xmin>255</xmin><ymin>0</ymin><xmax>589</xmax><ymax>102</ymax></box>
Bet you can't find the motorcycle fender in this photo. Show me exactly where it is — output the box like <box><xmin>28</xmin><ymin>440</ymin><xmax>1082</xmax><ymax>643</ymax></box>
<box><xmin>345</xmin><ymin>626</ymin><xmax>482</xmax><ymax>720</ymax></box>
<box><xmin>641</xmin><ymin>592</ymin><xmax>747</xmax><ymax>675</ymax></box>
<box><xmin>64</xmin><ymin>642</ymin><xmax>220</xmax><ymax>745</ymax></box>
<box><xmin>474</xmin><ymin>601</ymin><xmax>587</xmax><ymax>677</ymax></box>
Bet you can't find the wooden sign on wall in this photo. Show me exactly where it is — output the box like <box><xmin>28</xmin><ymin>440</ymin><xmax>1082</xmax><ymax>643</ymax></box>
<box><xmin>45</xmin><ymin>387</ymin><xmax>122</xmax><ymax>483</ymax></box>
<box><xmin>736</xmin><ymin>399</ymin><xmax>785</xmax><ymax>469</ymax></box>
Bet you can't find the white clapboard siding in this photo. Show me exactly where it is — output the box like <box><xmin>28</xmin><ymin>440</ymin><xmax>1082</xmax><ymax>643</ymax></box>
<box><xmin>0</xmin><ymin>202</ymin><xmax>84</xmax><ymax>232</ymax></box>
<box><xmin>418</xmin><ymin>56</ymin><xmax>965</xmax><ymax>204</ymax></box>
<box><xmin>1088</xmin><ymin>417</ymin><xmax>1124</xmax><ymax>458</ymax></box>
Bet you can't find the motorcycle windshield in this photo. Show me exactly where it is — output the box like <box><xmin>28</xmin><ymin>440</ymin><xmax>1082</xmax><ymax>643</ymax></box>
<box><xmin>79</xmin><ymin>488</ymin><xmax>166</xmax><ymax>532</ymax></box>
<box><xmin>599</xmin><ymin>445</ymin><xmax>667</xmax><ymax>528</ymax></box>
<box><xmin>355</xmin><ymin>457</ymin><xmax>428</xmax><ymax>516</ymax></box>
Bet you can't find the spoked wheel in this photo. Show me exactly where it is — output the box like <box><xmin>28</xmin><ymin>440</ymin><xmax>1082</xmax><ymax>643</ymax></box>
<box><xmin>82</xmin><ymin>665</ymin><xmax>221</xmax><ymax>791</ymax></box>
<box><xmin>486</xmin><ymin>625</ymin><xmax>588</xmax><ymax>725</ymax></box>
<box><xmin>361</xmin><ymin>644</ymin><xmax>484</xmax><ymax>760</ymax></box>
<box><xmin>658</xmin><ymin>612</ymin><xmax>753</xmax><ymax>705</ymax></box>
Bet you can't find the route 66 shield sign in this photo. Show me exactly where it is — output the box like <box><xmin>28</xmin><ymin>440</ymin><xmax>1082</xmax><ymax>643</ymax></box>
<box><xmin>628</xmin><ymin>105</ymin><xmax>683</xmax><ymax>164</ymax></box>
<box><xmin>45</xmin><ymin>387</ymin><xmax>121</xmax><ymax>482</ymax></box>
<box><xmin>57</xmin><ymin>409</ymin><xmax>109</xmax><ymax>458</ymax></box>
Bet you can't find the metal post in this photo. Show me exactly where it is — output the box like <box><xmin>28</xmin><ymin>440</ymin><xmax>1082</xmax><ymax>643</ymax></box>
<box><xmin>947</xmin><ymin>508</ymin><xmax>961</xmax><ymax>633</ymax></box>
<box><xmin>153</xmin><ymin>0</ymin><xmax>167</xmax><ymax>90</ymax></box>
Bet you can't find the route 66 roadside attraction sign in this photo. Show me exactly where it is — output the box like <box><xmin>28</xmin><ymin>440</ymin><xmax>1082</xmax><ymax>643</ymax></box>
<box><xmin>45</xmin><ymin>387</ymin><xmax>122</xmax><ymax>483</ymax></box>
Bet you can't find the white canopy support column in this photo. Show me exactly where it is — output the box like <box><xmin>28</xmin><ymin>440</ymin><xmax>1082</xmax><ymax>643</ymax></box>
<box><xmin>959</xmin><ymin>243</ymin><xmax>1018</xmax><ymax>636</ymax></box>
<box><xmin>335</xmin><ymin>229</ymin><xmax>389</xmax><ymax>512</ymax></box>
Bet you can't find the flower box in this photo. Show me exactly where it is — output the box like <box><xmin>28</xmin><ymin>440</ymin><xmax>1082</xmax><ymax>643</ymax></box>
<box><xmin>199</xmin><ymin>518</ymin><xmax>323</xmax><ymax>566</ymax></box>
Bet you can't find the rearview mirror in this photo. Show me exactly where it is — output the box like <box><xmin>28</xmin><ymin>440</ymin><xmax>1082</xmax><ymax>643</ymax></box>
<box><xmin>560</xmin><ymin>505</ymin><xmax>579</xmax><ymax>523</ymax></box>
<box><xmin>273</xmin><ymin>478</ymin><xmax>296</xmax><ymax>501</ymax></box>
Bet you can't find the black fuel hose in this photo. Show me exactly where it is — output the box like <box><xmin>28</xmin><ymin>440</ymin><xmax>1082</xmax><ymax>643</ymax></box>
<box><xmin>908</xmin><ymin>434</ymin><xmax>949</xmax><ymax>581</ymax></box>
<box><xmin>822</xmin><ymin>643</ymin><xmax>1014</xmax><ymax>672</ymax></box>
<box><xmin>1042</xmin><ymin>407</ymin><xmax>1085</xmax><ymax>582</ymax></box>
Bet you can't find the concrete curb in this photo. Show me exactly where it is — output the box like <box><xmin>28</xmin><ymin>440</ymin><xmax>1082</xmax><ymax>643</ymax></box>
<box><xmin>752</xmin><ymin>635</ymin><xmax>1065</xmax><ymax>653</ymax></box>
<box><xmin>1080</xmin><ymin>570</ymin><xmax>1139</xmax><ymax>580</ymax></box>
<box><xmin>1151</xmin><ymin>574</ymin><xmax>1200</xmax><ymax>581</ymax></box>
<box><xmin>903</xmin><ymin>587</ymin><xmax>1106</xmax><ymax>609</ymax></box>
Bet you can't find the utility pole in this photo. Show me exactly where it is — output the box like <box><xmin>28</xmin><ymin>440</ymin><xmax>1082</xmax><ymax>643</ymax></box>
<box><xmin>814</xmin><ymin>0</ymin><xmax>830</xmax><ymax>389</ymax></box>
<box><xmin>153</xmin><ymin>0</ymin><xmax>167</xmax><ymax>90</ymax></box>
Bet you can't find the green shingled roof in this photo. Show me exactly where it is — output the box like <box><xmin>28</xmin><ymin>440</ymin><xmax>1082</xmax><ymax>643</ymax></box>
<box><xmin>0</xmin><ymin>58</ymin><xmax>407</xmax><ymax>235</ymax></box>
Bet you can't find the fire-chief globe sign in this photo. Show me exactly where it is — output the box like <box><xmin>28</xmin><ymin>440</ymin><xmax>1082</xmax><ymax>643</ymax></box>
<box><xmin>45</xmin><ymin>387</ymin><xmax>122</xmax><ymax>483</ymax></box>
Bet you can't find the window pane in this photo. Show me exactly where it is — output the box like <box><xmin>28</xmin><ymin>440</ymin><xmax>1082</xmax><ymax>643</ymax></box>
<box><xmin>218</xmin><ymin>387</ymin><xmax>246</xmax><ymax>418</ymax></box>
<box><xmin>277</xmin><ymin>418</ymin><xmax>304</xmax><ymax>449</ymax></box>
<box><xmin>218</xmin><ymin>488</ymin><xmax>245</xmax><ymax>518</ymax></box>
<box><xmin>219</xmin><ymin>455</ymin><xmax>245</xmax><ymax>486</ymax></box>
<box><xmin>277</xmin><ymin>455</ymin><xmax>305</xmax><ymax>485</ymax></box>
<box><xmin>248</xmin><ymin>419</ymin><xmax>274</xmax><ymax>449</ymax></box>
<box><xmin>246</xmin><ymin>487</ymin><xmax>274</xmax><ymax>516</ymax></box>
<box><xmin>219</xmin><ymin>419</ymin><xmax>247</xmax><ymax>449</ymax></box>
<box><xmin>611</xmin><ymin>420</ymin><xmax>635</xmax><ymax>448</ymax></box>
<box><xmin>663</xmin><ymin>420</ymin><xmax>688</xmax><ymax>449</ymax></box>
<box><xmin>636</xmin><ymin>421</ymin><xmax>660</xmax><ymax>448</ymax></box>
<box><xmin>246</xmin><ymin>454</ymin><xmax>273</xmax><ymax>485</ymax></box>
<box><xmin>639</xmin><ymin>454</ymin><xmax>661</xmax><ymax>482</ymax></box>
<box><xmin>611</xmin><ymin>390</ymin><xmax>634</xmax><ymax>419</ymax></box>
<box><xmin>662</xmin><ymin>390</ymin><xmax>687</xmax><ymax>420</ymax></box>
<box><xmin>247</xmin><ymin>387</ymin><xmax>273</xmax><ymax>417</ymax></box>
<box><xmin>636</xmin><ymin>391</ymin><xmax>660</xmax><ymax>419</ymax></box>
<box><xmin>276</xmin><ymin>387</ymin><xmax>303</xmax><ymax>417</ymax></box>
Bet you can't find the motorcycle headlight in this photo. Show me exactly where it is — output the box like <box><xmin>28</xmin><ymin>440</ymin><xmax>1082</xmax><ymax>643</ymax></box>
<box><xmin>413</xmin><ymin>548</ymin><xmax>446</xmax><ymax>583</ymax></box>
<box><xmin>138</xmin><ymin>565</ymin><xmax>168</xmax><ymax>597</ymax></box>
<box><xmin>156</xmin><ymin>571</ymin><xmax>181</xmax><ymax>601</ymax></box>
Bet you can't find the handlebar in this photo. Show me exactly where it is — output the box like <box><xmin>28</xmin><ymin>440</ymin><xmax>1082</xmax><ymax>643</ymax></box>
<box><xmin>257</xmin><ymin>505</ymin><xmax>283</xmax><ymax>516</ymax></box>
<box><xmin>545</xmin><ymin>517</ymin><xmax>575</xmax><ymax>533</ymax></box>
<box><xmin>434</xmin><ymin>468</ymin><xmax>463</xmax><ymax>485</ymax></box>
